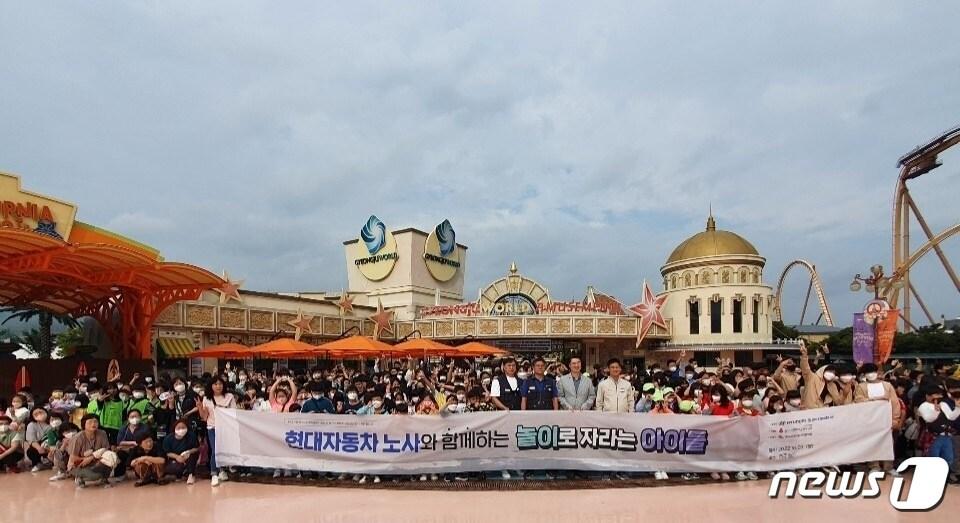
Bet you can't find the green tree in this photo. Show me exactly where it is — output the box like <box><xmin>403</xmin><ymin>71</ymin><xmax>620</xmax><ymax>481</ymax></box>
<box><xmin>772</xmin><ymin>321</ymin><xmax>800</xmax><ymax>340</ymax></box>
<box><xmin>55</xmin><ymin>326</ymin><xmax>85</xmax><ymax>358</ymax></box>
<box><xmin>14</xmin><ymin>328</ymin><xmax>44</xmax><ymax>357</ymax></box>
<box><xmin>1</xmin><ymin>308</ymin><xmax>80</xmax><ymax>359</ymax></box>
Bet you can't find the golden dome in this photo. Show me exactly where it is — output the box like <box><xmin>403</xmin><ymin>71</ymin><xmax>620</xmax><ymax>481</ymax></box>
<box><xmin>665</xmin><ymin>215</ymin><xmax>759</xmax><ymax>265</ymax></box>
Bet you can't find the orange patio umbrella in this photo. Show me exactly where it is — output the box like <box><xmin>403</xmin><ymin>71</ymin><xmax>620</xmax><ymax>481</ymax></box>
<box><xmin>251</xmin><ymin>338</ymin><xmax>319</xmax><ymax>359</ymax></box>
<box><xmin>393</xmin><ymin>338</ymin><xmax>460</xmax><ymax>357</ymax></box>
<box><xmin>315</xmin><ymin>335</ymin><xmax>396</xmax><ymax>358</ymax></box>
<box><xmin>190</xmin><ymin>342</ymin><xmax>253</xmax><ymax>359</ymax></box>
<box><xmin>455</xmin><ymin>341</ymin><xmax>510</xmax><ymax>357</ymax></box>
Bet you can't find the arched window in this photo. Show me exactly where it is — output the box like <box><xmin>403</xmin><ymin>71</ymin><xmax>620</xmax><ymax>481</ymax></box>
<box><xmin>752</xmin><ymin>269</ymin><xmax>760</xmax><ymax>283</ymax></box>
<box><xmin>671</xmin><ymin>274</ymin><xmax>678</xmax><ymax>289</ymax></box>
<box><xmin>700</xmin><ymin>270</ymin><xmax>712</xmax><ymax>285</ymax></box>
<box><xmin>683</xmin><ymin>272</ymin><xmax>692</xmax><ymax>287</ymax></box>
<box><xmin>739</xmin><ymin>268</ymin><xmax>748</xmax><ymax>283</ymax></box>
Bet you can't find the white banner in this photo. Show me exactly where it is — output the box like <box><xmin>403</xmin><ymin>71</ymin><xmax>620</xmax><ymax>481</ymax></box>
<box><xmin>215</xmin><ymin>402</ymin><xmax>893</xmax><ymax>474</ymax></box>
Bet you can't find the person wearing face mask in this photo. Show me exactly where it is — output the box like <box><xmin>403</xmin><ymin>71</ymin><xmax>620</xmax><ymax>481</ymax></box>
<box><xmin>357</xmin><ymin>388</ymin><xmax>388</xmax><ymax>417</ymax></box>
<box><xmin>784</xmin><ymin>390</ymin><xmax>804</xmax><ymax>412</ymax></box>
<box><xmin>0</xmin><ymin>415</ymin><xmax>25</xmax><ymax>472</ymax></box>
<box><xmin>854</xmin><ymin>363</ymin><xmax>904</xmax><ymax>431</ymax></box>
<box><xmin>170</xmin><ymin>378</ymin><xmax>199</xmax><ymax>434</ymax></box>
<box><xmin>114</xmin><ymin>409</ymin><xmax>151</xmax><ymax>480</ymax></box>
<box><xmin>464</xmin><ymin>387</ymin><xmax>495</xmax><ymax>412</ymax></box>
<box><xmin>797</xmin><ymin>341</ymin><xmax>842</xmax><ymax>409</ymax></box>
<box><xmin>268</xmin><ymin>376</ymin><xmax>298</xmax><ymax>413</ymax></box>
<box><xmin>635</xmin><ymin>382</ymin><xmax>656</xmax><ymax>413</ymax></box>
<box><xmin>301</xmin><ymin>383</ymin><xmax>336</xmax><ymax>414</ymax></box>
<box><xmin>832</xmin><ymin>366</ymin><xmax>858</xmax><ymax>406</ymax></box>
<box><xmin>162</xmin><ymin>419</ymin><xmax>199</xmax><ymax>484</ymax></box>
<box><xmin>24</xmin><ymin>407</ymin><xmax>53</xmax><ymax>472</ymax></box>
<box><xmin>773</xmin><ymin>356</ymin><xmax>801</xmax><ymax>393</ymax></box>
<box><xmin>342</xmin><ymin>387</ymin><xmax>364</xmax><ymax>414</ymax></box>
<box><xmin>126</xmin><ymin>385</ymin><xmax>155</xmax><ymax>427</ymax></box>
<box><xmin>48</xmin><ymin>421</ymin><xmax>80</xmax><ymax>481</ymax></box>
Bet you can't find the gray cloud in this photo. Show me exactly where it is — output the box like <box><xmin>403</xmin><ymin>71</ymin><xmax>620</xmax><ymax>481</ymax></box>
<box><xmin>1</xmin><ymin>2</ymin><xmax>958</xmax><ymax>325</ymax></box>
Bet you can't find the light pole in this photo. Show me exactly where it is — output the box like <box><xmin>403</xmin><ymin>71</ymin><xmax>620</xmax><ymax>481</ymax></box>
<box><xmin>849</xmin><ymin>265</ymin><xmax>905</xmax><ymax>363</ymax></box>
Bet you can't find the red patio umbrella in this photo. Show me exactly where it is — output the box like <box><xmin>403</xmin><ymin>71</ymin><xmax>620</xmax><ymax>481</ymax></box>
<box><xmin>13</xmin><ymin>365</ymin><xmax>30</xmax><ymax>393</ymax></box>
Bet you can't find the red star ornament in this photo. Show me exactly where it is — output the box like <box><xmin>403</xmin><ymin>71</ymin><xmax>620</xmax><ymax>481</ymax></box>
<box><xmin>287</xmin><ymin>309</ymin><xmax>315</xmax><ymax>341</ymax></box>
<box><xmin>370</xmin><ymin>299</ymin><xmax>394</xmax><ymax>338</ymax></box>
<box><xmin>627</xmin><ymin>280</ymin><xmax>668</xmax><ymax>347</ymax></box>
<box><xmin>215</xmin><ymin>271</ymin><xmax>244</xmax><ymax>304</ymax></box>
<box><xmin>337</xmin><ymin>290</ymin><xmax>355</xmax><ymax>316</ymax></box>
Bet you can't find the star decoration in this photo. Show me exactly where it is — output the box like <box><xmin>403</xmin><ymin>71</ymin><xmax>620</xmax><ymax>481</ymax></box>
<box><xmin>287</xmin><ymin>309</ymin><xmax>315</xmax><ymax>341</ymax></box>
<box><xmin>215</xmin><ymin>271</ymin><xmax>244</xmax><ymax>304</ymax></box>
<box><xmin>337</xmin><ymin>290</ymin><xmax>355</xmax><ymax>316</ymax></box>
<box><xmin>370</xmin><ymin>299</ymin><xmax>394</xmax><ymax>338</ymax></box>
<box><xmin>627</xmin><ymin>280</ymin><xmax>668</xmax><ymax>347</ymax></box>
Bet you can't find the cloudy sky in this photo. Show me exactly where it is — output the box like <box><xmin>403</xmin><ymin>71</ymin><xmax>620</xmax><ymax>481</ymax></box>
<box><xmin>2</xmin><ymin>2</ymin><xmax>958</xmax><ymax>326</ymax></box>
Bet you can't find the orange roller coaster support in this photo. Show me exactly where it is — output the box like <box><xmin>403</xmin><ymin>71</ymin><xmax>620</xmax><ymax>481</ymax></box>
<box><xmin>890</xmin><ymin>124</ymin><xmax>960</xmax><ymax>331</ymax></box>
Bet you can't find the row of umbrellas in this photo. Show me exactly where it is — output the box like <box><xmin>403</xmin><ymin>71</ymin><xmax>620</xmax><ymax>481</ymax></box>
<box><xmin>190</xmin><ymin>335</ymin><xmax>509</xmax><ymax>360</ymax></box>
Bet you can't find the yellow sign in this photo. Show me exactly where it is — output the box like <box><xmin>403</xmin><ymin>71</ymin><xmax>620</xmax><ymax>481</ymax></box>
<box><xmin>0</xmin><ymin>172</ymin><xmax>77</xmax><ymax>240</ymax></box>
<box><xmin>423</xmin><ymin>219</ymin><xmax>460</xmax><ymax>282</ymax></box>
<box><xmin>350</xmin><ymin>215</ymin><xmax>398</xmax><ymax>281</ymax></box>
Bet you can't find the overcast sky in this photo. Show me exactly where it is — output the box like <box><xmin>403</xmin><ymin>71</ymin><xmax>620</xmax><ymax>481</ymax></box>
<box><xmin>2</xmin><ymin>2</ymin><xmax>958</xmax><ymax>326</ymax></box>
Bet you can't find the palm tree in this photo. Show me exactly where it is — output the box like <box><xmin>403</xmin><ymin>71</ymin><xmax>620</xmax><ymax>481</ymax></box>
<box><xmin>1</xmin><ymin>307</ymin><xmax>80</xmax><ymax>359</ymax></box>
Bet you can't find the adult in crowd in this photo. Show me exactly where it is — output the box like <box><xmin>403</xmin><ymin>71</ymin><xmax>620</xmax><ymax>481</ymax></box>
<box><xmin>557</xmin><ymin>356</ymin><xmax>596</xmax><ymax>411</ymax></box>
<box><xmin>595</xmin><ymin>359</ymin><xmax>635</xmax><ymax>413</ymax></box>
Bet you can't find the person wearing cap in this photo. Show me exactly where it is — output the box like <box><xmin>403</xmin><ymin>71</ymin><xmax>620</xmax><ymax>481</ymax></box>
<box><xmin>635</xmin><ymin>382</ymin><xmax>656</xmax><ymax>412</ymax></box>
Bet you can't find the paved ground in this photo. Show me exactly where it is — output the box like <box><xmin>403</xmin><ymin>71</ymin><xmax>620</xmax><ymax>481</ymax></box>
<box><xmin>2</xmin><ymin>470</ymin><xmax>957</xmax><ymax>523</ymax></box>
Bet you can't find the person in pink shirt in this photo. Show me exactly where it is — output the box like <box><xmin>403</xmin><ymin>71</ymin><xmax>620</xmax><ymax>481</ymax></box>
<box><xmin>268</xmin><ymin>376</ymin><xmax>298</xmax><ymax>413</ymax></box>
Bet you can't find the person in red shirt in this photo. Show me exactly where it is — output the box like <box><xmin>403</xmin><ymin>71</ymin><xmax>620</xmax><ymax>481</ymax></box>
<box><xmin>705</xmin><ymin>385</ymin><xmax>736</xmax><ymax>416</ymax></box>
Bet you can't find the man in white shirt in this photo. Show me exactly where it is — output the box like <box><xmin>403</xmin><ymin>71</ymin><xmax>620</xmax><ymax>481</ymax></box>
<box><xmin>490</xmin><ymin>358</ymin><xmax>522</xmax><ymax>411</ymax></box>
<box><xmin>595</xmin><ymin>359</ymin><xmax>635</xmax><ymax>413</ymax></box>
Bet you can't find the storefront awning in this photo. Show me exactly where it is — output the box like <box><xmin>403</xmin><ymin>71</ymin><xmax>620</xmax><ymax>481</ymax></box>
<box><xmin>158</xmin><ymin>337</ymin><xmax>195</xmax><ymax>359</ymax></box>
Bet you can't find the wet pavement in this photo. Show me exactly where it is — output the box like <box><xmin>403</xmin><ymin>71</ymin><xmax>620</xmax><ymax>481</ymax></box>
<box><xmin>1</xmin><ymin>470</ymin><xmax>956</xmax><ymax>523</ymax></box>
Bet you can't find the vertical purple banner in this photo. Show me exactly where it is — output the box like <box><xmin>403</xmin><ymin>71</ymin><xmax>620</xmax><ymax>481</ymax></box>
<box><xmin>852</xmin><ymin>313</ymin><xmax>874</xmax><ymax>364</ymax></box>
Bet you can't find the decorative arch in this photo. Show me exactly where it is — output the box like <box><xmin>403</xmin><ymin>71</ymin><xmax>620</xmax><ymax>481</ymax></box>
<box><xmin>478</xmin><ymin>263</ymin><xmax>550</xmax><ymax>314</ymax></box>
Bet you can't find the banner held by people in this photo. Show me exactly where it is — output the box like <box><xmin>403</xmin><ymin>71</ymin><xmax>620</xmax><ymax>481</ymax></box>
<box><xmin>216</xmin><ymin>402</ymin><xmax>893</xmax><ymax>474</ymax></box>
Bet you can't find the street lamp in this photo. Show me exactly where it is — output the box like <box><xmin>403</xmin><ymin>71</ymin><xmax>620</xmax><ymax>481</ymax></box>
<box><xmin>849</xmin><ymin>265</ymin><xmax>905</xmax><ymax>364</ymax></box>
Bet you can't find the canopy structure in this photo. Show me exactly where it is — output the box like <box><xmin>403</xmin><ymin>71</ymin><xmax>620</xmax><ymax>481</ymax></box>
<box><xmin>455</xmin><ymin>341</ymin><xmax>510</xmax><ymax>357</ymax></box>
<box><xmin>0</xmin><ymin>173</ymin><xmax>226</xmax><ymax>359</ymax></box>
<box><xmin>314</xmin><ymin>335</ymin><xmax>397</xmax><ymax>358</ymax></box>
<box><xmin>393</xmin><ymin>338</ymin><xmax>459</xmax><ymax>357</ymax></box>
<box><xmin>190</xmin><ymin>342</ymin><xmax>253</xmax><ymax>359</ymax></box>
<box><xmin>251</xmin><ymin>338</ymin><xmax>320</xmax><ymax>359</ymax></box>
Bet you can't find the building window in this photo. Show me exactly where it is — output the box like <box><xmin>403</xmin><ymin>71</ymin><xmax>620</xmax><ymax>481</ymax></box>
<box><xmin>700</xmin><ymin>270</ymin><xmax>712</xmax><ymax>285</ymax></box>
<box><xmin>671</xmin><ymin>275</ymin><xmax>678</xmax><ymax>289</ymax></box>
<box><xmin>752</xmin><ymin>269</ymin><xmax>760</xmax><ymax>283</ymax></box>
<box><xmin>733</xmin><ymin>298</ymin><xmax>743</xmax><ymax>333</ymax></box>
<box><xmin>739</xmin><ymin>268</ymin><xmax>748</xmax><ymax>283</ymax></box>
<box><xmin>752</xmin><ymin>298</ymin><xmax>760</xmax><ymax>333</ymax></box>
<box><xmin>683</xmin><ymin>272</ymin><xmax>692</xmax><ymax>287</ymax></box>
<box><xmin>692</xmin><ymin>350</ymin><xmax>720</xmax><ymax>368</ymax></box>
<box><xmin>734</xmin><ymin>350</ymin><xmax>755</xmax><ymax>368</ymax></box>
<box><xmin>689</xmin><ymin>300</ymin><xmax>700</xmax><ymax>335</ymax></box>
<box><xmin>710</xmin><ymin>299</ymin><xmax>722</xmax><ymax>334</ymax></box>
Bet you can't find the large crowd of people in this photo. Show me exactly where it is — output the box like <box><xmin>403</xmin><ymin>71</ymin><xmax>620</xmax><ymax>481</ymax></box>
<box><xmin>1</xmin><ymin>340</ymin><xmax>958</xmax><ymax>489</ymax></box>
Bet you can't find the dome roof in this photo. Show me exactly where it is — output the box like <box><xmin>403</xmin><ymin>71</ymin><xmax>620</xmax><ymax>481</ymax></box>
<box><xmin>665</xmin><ymin>215</ymin><xmax>759</xmax><ymax>265</ymax></box>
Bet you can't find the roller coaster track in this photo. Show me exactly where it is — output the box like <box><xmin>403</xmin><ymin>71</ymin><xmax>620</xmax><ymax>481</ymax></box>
<box><xmin>773</xmin><ymin>259</ymin><xmax>834</xmax><ymax>327</ymax></box>
<box><xmin>890</xmin><ymin>124</ymin><xmax>960</xmax><ymax>330</ymax></box>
